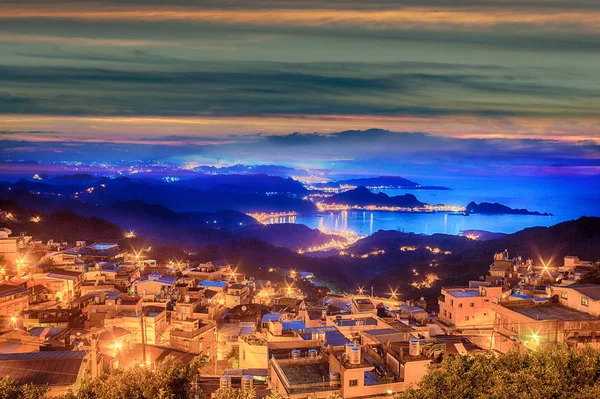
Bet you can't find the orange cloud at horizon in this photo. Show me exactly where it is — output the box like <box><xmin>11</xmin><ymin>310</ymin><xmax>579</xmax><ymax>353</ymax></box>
<box><xmin>1</xmin><ymin>114</ymin><xmax>598</xmax><ymax>144</ymax></box>
<box><xmin>2</xmin><ymin>5</ymin><xmax>599</xmax><ymax>32</ymax></box>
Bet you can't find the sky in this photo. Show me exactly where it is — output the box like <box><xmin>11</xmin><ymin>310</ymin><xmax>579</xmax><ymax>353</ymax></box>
<box><xmin>0</xmin><ymin>0</ymin><xmax>599</xmax><ymax>177</ymax></box>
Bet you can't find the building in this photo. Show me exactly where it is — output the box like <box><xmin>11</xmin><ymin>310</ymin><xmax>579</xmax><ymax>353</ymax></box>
<box><xmin>183</xmin><ymin>261</ymin><xmax>232</xmax><ymax>284</ymax></box>
<box><xmin>238</xmin><ymin>333</ymin><xmax>269</xmax><ymax>369</ymax></box>
<box><xmin>226</xmin><ymin>284</ymin><xmax>251</xmax><ymax>308</ymax></box>
<box><xmin>269</xmin><ymin>339</ymin><xmax>431</xmax><ymax>399</ymax></box>
<box><xmin>0</xmin><ymin>283</ymin><xmax>29</xmax><ymax>325</ymax></box>
<box><xmin>84</xmin><ymin>292</ymin><xmax>143</xmax><ymax>328</ymax></box>
<box><xmin>103</xmin><ymin>306</ymin><xmax>168</xmax><ymax>346</ymax></box>
<box><xmin>549</xmin><ymin>285</ymin><xmax>600</xmax><ymax>317</ymax></box>
<box><xmin>77</xmin><ymin>243</ymin><xmax>126</xmax><ymax>262</ymax></box>
<box><xmin>29</xmin><ymin>270</ymin><xmax>82</xmax><ymax>303</ymax></box>
<box><xmin>134</xmin><ymin>273</ymin><xmax>175</xmax><ymax>301</ymax></box>
<box><xmin>0</xmin><ymin>351</ymin><xmax>97</xmax><ymax>396</ymax></box>
<box><xmin>438</xmin><ymin>284</ymin><xmax>502</xmax><ymax>329</ymax></box>
<box><xmin>169</xmin><ymin>317</ymin><xmax>216</xmax><ymax>357</ymax></box>
<box><xmin>0</xmin><ymin>228</ymin><xmax>18</xmax><ymax>273</ymax></box>
<box><xmin>492</xmin><ymin>298</ymin><xmax>600</xmax><ymax>352</ymax></box>
<box><xmin>350</xmin><ymin>297</ymin><xmax>375</xmax><ymax>314</ymax></box>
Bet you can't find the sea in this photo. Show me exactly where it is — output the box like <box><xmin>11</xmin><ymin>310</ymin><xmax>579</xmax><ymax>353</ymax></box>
<box><xmin>281</xmin><ymin>175</ymin><xmax>600</xmax><ymax>236</ymax></box>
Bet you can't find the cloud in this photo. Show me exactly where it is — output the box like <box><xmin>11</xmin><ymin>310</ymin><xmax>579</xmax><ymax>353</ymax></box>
<box><xmin>1</xmin><ymin>129</ymin><xmax>599</xmax><ymax>179</ymax></box>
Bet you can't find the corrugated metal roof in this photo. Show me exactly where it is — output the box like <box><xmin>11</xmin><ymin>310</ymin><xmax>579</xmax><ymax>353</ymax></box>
<box><xmin>0</xmin><ymin>351</ymin><xmax>87</xmax><ymax>386</ymax></box>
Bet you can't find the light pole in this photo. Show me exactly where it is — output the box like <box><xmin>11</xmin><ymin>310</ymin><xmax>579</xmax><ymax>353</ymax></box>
<box><xmin>214</xmin><ymin>326</ymin><xmax>218</xmax><ymax>375</ymax></box>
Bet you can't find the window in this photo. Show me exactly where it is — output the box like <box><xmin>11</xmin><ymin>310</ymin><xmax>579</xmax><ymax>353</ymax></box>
<box><xmin>450</xmin><ymin>299</ymin><xmax>454</xmax><ymax>307</ymax></box>
<box><xmin>484</xmin><ymin>299</ymin><xmax>489</xmax><ymax>303</ymax></box>
<box><xmin>449</xmin><ymin>312</ymin><xmax>452</xmax><ymax>320</ymax></box>
<box><xmin>464</xmin><ymin>316</ymin><xmax>470</xmax><ymax>321</ymax></box>
<box><xmin>582</xmin><ymin>296</ymin><xmax>589</xmax><ymax>307</ymax></box>
<box><xmin>561</xmin><ymin>293</ymin><xmax>568</xmax><ymax>300</ymax></box>
<box><xmin>349</xmin><ymin>380</ymin><xmax>358</xmax><ymax>387</ymax></box>
<box><xmin>470</xmin><ymin>302</ymin><xmax>475</xmax><ymax>308</ymax></box>
<box><xmin>458</xmin><ymin>303</ymin><xmax>463</xmax><ymax>308</ymax></box>
<box><xmin>443</xmin><ymin>309</ymin><xmax>447</xmax><ymax>316</ymax></box>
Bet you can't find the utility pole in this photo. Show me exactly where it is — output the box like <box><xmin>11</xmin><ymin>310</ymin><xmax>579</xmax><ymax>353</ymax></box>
<box><xmin>140</xmin><ymin>312</ymin><xmax>147</xmax><ymax>367</ymax></box>
<box><xmin>371</xmin><ymin>286</ymin><xmax>374</xmax><ymax>298</ymax></box>
<box><xmin>214</xmin><ymin>326</ymin><xmax>218</xmax><ymax>375</ymax></box>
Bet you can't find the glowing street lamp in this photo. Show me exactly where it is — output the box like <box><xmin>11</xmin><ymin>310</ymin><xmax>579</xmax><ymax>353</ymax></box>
<box><xmin>10</xmin><ymin>315</ymin><xmax>17</xmax><ymax>329</ymax></box>
<box><xmin>16</xmin><ymin>256</ymin><xmax>27</xmax><ymax>274</ymax></box>
<box><xmin>389</xmin><ymin>287</ymin><xmax>398</xmax><ymax>300</ymax></box>
<box><xmin>29</xmin><ymin>215</ymin><xmax>41</xmax><ymax>223</ymax></box>
<box><xmin>357</xmin><ymin>286</ymin><xmax>364</xmax><ymax>295</ymax></box>
<box><xmin>124</xmin><ymin>230</ymin><xmax>136</xmax><ymax>239</ymax></box>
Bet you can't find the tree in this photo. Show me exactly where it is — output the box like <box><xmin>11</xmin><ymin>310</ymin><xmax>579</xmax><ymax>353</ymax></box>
<box><xmin>398</xmin><ymin>345</ymin><xmax>600</xmax><ymax>399</ymax></box>
<box><xmin>213</xmin><ymin>388</ymin><xmax>255</xmax><ymax>399</ymax></box>
<box><xmin>578</xmin><ymin>262</ymin><xmax>600</xmax><ymax>284</ymax></box>
<box><xmin>61</xmin><ymin>354</ymin><xmax>208</xmax><ymax>399</ymax></box>
<box><xmin>0</xmin><ymin>377</ymin><xmax>48</xmax><ymax>399</ymax></box>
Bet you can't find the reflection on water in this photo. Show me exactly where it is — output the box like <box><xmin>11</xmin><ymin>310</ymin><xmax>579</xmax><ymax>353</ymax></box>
<box><xmin>285</xmin><ymin>211</ymin><xmax>556</xmax><ymax>235</ymax></box>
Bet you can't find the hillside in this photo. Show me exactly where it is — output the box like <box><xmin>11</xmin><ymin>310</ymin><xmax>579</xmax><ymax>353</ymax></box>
<box><xmin>323</xmin><ymin>186</ymin><xmax>425</xmax><ymax>208</ymax></box>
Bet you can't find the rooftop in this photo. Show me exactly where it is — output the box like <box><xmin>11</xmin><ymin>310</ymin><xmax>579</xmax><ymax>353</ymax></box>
<box><xmin>501</xmin><ymin>301</ymin><xmax>600</xmax><ymax>321</ymax></box>
<box><xmin>565</xmin><ymin>285</ymin><xmax>600</xmax><ymax>301</ymax></box>
<box><xmin>0</xmin><ymin>351</ymin><xmax>87</xmax><ymax>387</ymax></box>
<box><xmin>87</xmin><ymin>243</ymin><xmax>119</xmax><ymax>251</ymax></box>
<box><xmin>198</xmin><ymin>280</ymin><xmax>227</xmax><ymax>289</ymax></box>
<box><xmin>278</xmin><ymin>360</ymin><xmax>332</xmax><ymax>386</ymax></box>
<box><xmin>443</xmin><ymin>287</ymin><xmax>481</xmax><ymax>298</ymax></box>
<box><xmin>0</xmin><ymin>284</ymin><xmax>28</xmax><ymax>297</ymax></box>
<box><xmin>333</xmin><ymin>316</ymin><xmax>378</xmax><ymax>327</ymax></box>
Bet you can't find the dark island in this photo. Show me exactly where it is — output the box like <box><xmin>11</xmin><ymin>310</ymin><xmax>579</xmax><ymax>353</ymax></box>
<box><xmin>322</xmin><ymin>186</ymin><xmax>425</xmax><ymax>208</ymax></box>
<box><xmin>465</xmin><ymin>201</ymin><xmax>552</xmax><ymax>216</ymax></box>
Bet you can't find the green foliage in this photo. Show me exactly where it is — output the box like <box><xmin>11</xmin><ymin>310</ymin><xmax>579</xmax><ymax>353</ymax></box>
<box><xmin>0</xmin><ymin>377</ymin><xmax>48</xmax><ymax>399</ymax></box>
<box><xmin>226</xmin><ymin>346</ymin><xmax>240</xmax><ymax>369</ymax></box>
<box><xmin>213</xmin><ymin>388</ymin><xmax>255</xmax><ymax>399</ymax></box>
<box><xmin>398</xmin><ymin>345</ymin><xmax>600</xmax><ymax>399</ymax></box>
<box><xmin>579</xmin><ymin>262</ymin><xmax>600</xmax><ymax>284</ymax></box>
<box><xmin>60</xmin><ymin>354</ymin><xmax>208</xmax><ymax>399</ymax></box>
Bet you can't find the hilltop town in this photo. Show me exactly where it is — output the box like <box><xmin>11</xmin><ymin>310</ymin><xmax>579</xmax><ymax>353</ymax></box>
<box><xmin>1</xmin><ymin>219</ymin><xmax>600</xmax><ymax>398</ymax></box>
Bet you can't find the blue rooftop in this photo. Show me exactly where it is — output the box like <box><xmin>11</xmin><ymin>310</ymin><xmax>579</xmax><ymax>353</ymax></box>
<box><xmin>447</xmin><ymin>290</ymin><xmax>480</xmax><ymax>298</ymax></box>
<box><xmin>300</xmin><ymin>330</ymin><xmax>350</xmax><ymax>347</ymax></box>
<box><xmin>282</xmin><ymin>320</ymin><xmax>305</xmax><ymax>331</ymax></box>
<box><xmin>510</xmin><ymin>293</ymin><xmax>533</xmax><ymax>300</ymax></box>
<box><xmin>261</xmin><ymin>313</ymin><xmax>283</xmax><ymax>324</ymax></box>
<box><xmin>198</xmin><ymin>280</ymin><xmax>227</xmax><ymax>288</ymax></box>
<box><xmin>87</xmin><ymin>243</ymin><xmax>119</xmax><ymax>251</ymax></box>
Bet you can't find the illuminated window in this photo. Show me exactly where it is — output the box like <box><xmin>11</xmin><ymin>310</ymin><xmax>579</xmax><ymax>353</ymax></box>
<box><xmin>349</xmin><ymin>380</ymin><xmax>358</xmax><ymax>387</ymax></box>
<box><xmin>561</xmin><ymin>293</ymin><xmax>568</xmax><ymax>300</ymax></box>
<box><xmin>581</xmin><ymin>297</ymin><xmax>589</xmax><ymax>307</ymax></box>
